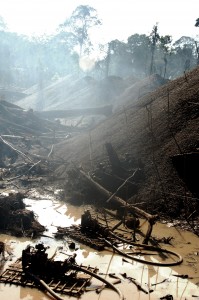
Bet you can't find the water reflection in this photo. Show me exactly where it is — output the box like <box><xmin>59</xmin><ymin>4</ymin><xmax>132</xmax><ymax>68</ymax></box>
<box><xmin>0</xmin><ymin>196</ymin><xmax>199</xmax><ymax>300</ymax></box>
<box><xmin>23</xmin><ymin>199</ymin><xmax>82</xmax><ymax>237</ymax></box>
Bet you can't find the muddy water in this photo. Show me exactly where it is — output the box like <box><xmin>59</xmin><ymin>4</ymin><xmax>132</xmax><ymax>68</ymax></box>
<box><xmin>0</xmin><ymin>193</ymin><xmax>199</xmax><ymax>300</ymax></box>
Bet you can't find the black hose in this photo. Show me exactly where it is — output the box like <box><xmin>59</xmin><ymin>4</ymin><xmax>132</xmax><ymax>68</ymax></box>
<box><xmin>106</xmin><ymin>232</ymin><xmax>183</xmax><ymax>266</ymax></box>
<box><xmin>26</xmin><ymin>266</ymin><xmax>124</xmax><ymax>300</ymax></box>
<box><xmin>73</xmin><ymin>265</ymin><xmax>124</xmax><ymax>300</ymax></box>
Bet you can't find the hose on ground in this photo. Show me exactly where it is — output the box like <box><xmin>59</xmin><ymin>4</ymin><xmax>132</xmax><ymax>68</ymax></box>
<box><xmin>26</xmin><ymin>266</ymin><xmax>124</xmax><ymax>300</ymax></box>
<box><xmin>106</xmin><ymin>232</ymin><xmax>183</xmax><ymax>267</ymax></box>
<box><xmin>74</xmin><ymin>265</ymin><xmax>124</xmax><ymax>300</ymax></box>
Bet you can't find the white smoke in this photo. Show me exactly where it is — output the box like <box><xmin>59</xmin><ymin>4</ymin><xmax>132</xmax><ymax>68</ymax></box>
<box><xmin>79</xmin><ymin>56</ymin><xmax>96</xmax><ymax>72</ymax></box>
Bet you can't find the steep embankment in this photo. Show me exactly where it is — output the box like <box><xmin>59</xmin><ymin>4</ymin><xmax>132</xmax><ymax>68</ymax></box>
<box><xmin>54</xmin><ymin>67</ymin><xmax>199</xmax><ymax>218</ymax></box>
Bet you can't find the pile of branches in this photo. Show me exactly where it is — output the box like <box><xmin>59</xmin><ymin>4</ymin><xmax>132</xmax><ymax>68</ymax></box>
<box><xmin>0</xmin><ymin>100</ymin><xmax>72</xmax><ymax>186</ymax></box>
<box><xmin>0</xmin><ymin>100</ymin><xmax>68</xmax><ymax>136</ymax></box>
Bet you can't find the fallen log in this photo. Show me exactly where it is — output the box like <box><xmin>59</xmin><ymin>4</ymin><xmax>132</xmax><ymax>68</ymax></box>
<box><xmin>34</xmin><ymin>105</ymin><xmax>113</xmax><ymax>119</ymax></box>
<box><xmin>0</xmin><ymin>136</ymin><xmax>32</xmax><ymax>163</ymax></box>
<box><xmin>79</xmin><ymin>169</ymin><xmax>158</xmax><ymax>244</ymax></box>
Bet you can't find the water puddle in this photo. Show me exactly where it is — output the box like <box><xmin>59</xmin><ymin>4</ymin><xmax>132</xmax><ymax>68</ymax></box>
<box><xmin>0</xmin><ymin>192</ymin><xmax>199</xmax><ymax>300</ymax></box>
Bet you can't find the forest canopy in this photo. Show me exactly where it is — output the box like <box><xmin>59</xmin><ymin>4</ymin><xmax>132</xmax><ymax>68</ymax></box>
<box><xmin>0</xmin><ymin>6</ymin><xmax>199</xmax><ymax>92</ymax></box>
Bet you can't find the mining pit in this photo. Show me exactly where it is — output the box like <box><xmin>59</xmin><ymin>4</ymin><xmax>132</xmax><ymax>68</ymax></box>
<box><xmin>1</xmin><ymin>68</ymin><xmax>199</xmax><ymax>300</ymax></box>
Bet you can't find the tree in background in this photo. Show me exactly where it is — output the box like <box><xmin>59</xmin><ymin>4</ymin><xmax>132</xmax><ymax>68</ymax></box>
<box><xmin>149</xmin><ymin>24</ymin><xmax>160</xmax><ymax>75</ymax></box>
<box><xmin>158</xmin><ymin>35</ymin><xmax>172</xmax><ymax>78</ymax></box>
<box><xmin>59</xmin><ymin>5</ymin><xmax>101</xmax><ymax>67</ymax></box>
<box><xmin>127</xmin><ymin>30</ymin><xmax>172</xmax><ymax>78</ymax></box>
<box><xmin>1</xmin><ymin>9</ymin><xmax>199</xmax><ymax>91</ymax></box>
<box><xmin>173</xmin><ymin>36</ymin><xmax>196</xmax><ymax>74</ymax></box>
<box><xmin>105</xmin><ymin>42</ymin><xmax>111</xmax><ymax>77</ymax></box>
<box><xmin>127</xmin><ymin>34</ymin><xmax>150</xmax><ymax>77</ymax></box>
<box><xmin>195</xmin><ymin>41</ymin><xmax>199</xmax><ymax>65</ymax></box>
<box><xmin>103</xmin><ymin>40</ymin><xmax>131</xmax><ymax>77</ymax></box>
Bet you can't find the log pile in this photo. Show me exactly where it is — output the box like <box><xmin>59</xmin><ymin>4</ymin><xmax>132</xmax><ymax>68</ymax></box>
<box><xmin>35</xmin><ymin>105</ymin><xmax>113</xmax><ymax>119</ymax></box>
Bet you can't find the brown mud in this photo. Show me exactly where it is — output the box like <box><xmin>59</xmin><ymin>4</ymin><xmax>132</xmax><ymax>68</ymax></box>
<box><xmin>0</xmin><ymin>195</ymin><xmax>199</xmax><ymax>300</ymax></box>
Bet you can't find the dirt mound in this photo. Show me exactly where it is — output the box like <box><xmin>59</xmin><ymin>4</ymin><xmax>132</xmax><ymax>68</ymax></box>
<box><xmin>54</xmin><ymin>67</ymin><xmax>199</xmax><ymax>220</ymax></box>
<box><xmin>0</xmin><ymin>192</ymin><xmax>45</xmax><ymax>236</ymax></box>
<box><xmin>16</xmin><ymin>74</ymin><xmax>167</xmax><ymax>114</ymax></box>
<box><xmin>16</xmin><ymin>75</ymin><xmax>128</xmax><ymax>112</ymax></box>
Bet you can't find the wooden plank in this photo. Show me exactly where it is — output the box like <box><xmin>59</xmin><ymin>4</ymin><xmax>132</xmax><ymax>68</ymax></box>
<box><xmin>0</xmin><ymin>262</ymin><xmax>97</xmax><ymax>296</ymax></box>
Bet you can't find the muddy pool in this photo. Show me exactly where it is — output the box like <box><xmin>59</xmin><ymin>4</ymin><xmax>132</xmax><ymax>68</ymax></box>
<box><xmin>0</xmin><ymin>190</ymin><xmax>199</xmax><ymax>300</ymax></box>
